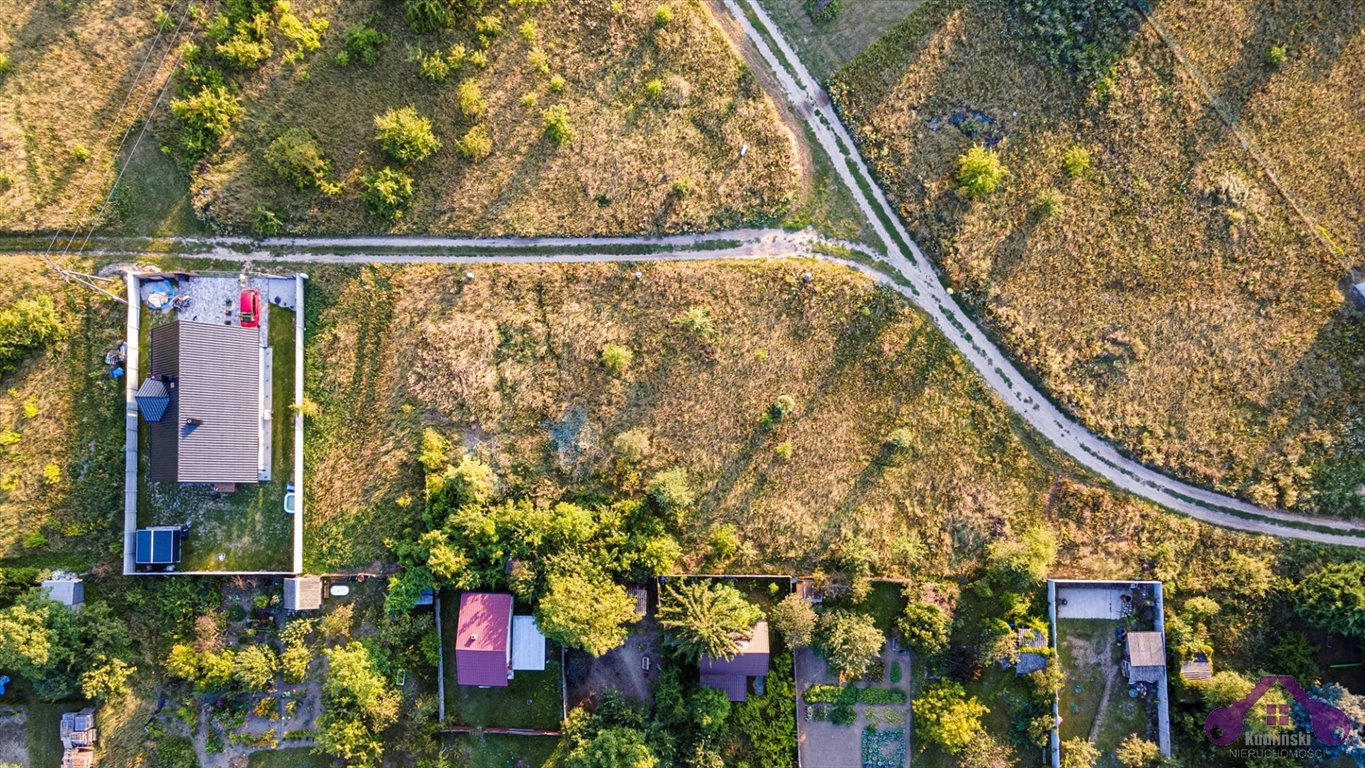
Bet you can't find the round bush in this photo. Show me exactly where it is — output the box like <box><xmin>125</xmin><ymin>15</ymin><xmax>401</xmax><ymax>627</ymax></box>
<box><xmin>805</xmin><ymin>0</ymin><xmax>840</xmax><ymax>24</ymax></box>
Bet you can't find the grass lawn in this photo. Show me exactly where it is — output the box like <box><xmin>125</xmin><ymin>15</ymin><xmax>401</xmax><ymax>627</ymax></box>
<box><xmin>444</xmin><ymin>732</ymin><xmax>562</xmax><ymax>768</ymax></box>
<box><xmin>24</xmin><ymin>700</ymin><xmax>66</xmax><ymax>768</ymax></box>
<box><xmin>154</xmin><ymin>0</ymin><xmax>797</xmax><ymax>236</ymax></box>
<box><xmin>440</xmin><ymin>593</ymin><xmax>565</xmax><ymax>730</ymax></box>
<box><xmin>135</xmin><ymin>299</ymin><xmax>295</xmax><ymax>571</ymax></box>
<box><xmin>862</xmin><ymin>580</ymin><xmax>908</xmax><ymax>637</ymax></box>
<box><xmin>1056</xmin><ymin>620</ymin><xmax>1152</xmax><ymax>764</ymax></box>
<box><xmin>827</xmin><ymin>0</ymin><xmax>1365</xmax><ymax>518</ymax></box>
<box><xmin>105</xmin><ymin>135</ymin><xmax>205</xmax><ymax>236</ymax></box>
<box><xmin>0</xmin><ymin>258</ymin><xmax>124</xmax><ymax>567</ymax></box>
<box><xmin>248</xmin><ymin>747</ymin><xmax>336</xmax><ymax>768</ymax></box>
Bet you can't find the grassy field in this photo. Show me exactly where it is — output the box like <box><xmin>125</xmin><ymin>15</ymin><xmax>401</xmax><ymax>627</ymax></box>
<box><xmin>445</xmin><ymin>732</ymin><xmax>562</xmax><ymax>768</ymax></box>
<box><xmin>0</xmin><ymin>0</ymin><xmax>169</xmax><ymax>232</ymax></box>
<box><xmin>165</xmin><ymin>0</ymin><xmax>798</xmax><ymax>236</ymax></box>
<box><xmin>827</xmin><ymin>0</ymin><xmax>1365</xmax><ymax>518</ymax></box>
<box><xmin>0</xmin><ymin>258</ymin><xmax>123</xmax><ymax>569</ymax></box>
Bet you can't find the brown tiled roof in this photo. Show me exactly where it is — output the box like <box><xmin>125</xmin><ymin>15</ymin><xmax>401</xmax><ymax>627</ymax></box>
<box><xmin>148</xmin><ymin>321</ymin><xmax>260</xmax><ymax>484</ymax></box>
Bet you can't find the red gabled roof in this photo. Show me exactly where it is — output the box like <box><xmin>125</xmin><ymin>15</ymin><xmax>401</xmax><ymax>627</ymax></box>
<box><xmin>455</xmin><ymin>592</ymin><xmax>513</xmax><ymax>687</ymax></box>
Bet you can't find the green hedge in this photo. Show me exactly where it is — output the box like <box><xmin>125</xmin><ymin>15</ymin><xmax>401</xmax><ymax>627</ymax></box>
<box><xmin>803</xmin><ymin>684</ymin><xmax>906</xmax><ymax>705</ymax></box>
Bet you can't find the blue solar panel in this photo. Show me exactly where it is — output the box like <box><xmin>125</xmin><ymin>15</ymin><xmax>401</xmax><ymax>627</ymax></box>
<box><xmin>135</xmin><ymin>528</ymin><xmax>179</xmax><ymax>565</ymax></box>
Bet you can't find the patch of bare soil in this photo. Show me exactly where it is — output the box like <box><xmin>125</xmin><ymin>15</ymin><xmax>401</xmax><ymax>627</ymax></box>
<box><xmin>565</xmin><ymin>616</ymin><xmax>662</xmax><ymax>708</ymax></box>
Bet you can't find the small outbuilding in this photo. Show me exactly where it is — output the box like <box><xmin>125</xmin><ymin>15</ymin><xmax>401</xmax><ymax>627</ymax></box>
<box><xmin>699</xmin><ymin>621</ymin><xmax>770</xmax><ymax>702</ymax></box>
<box><xmin>283</xmin><ymin>577</ymin><xmax>323</xmax><ymax>611</ymax></box>
<box><xmin>1016</xmin><ymin>627</ymin><xmax>1048</xmax><ymax>675</ymax></box>
<box><xmin>1124</xmin><ymin>631</ymin><xmax>1166</xmax><ymax>684</ymax></box>
<box><xmin>455</xmin><ymin>592</ymin><xmax>513</xmax><ymax>687</ymax></box>
<box><xmin>60</xmin><ymin>750</ymin><xmax>95</xmax><ymax>768</ymax></box>
<box><xmin>41</xmin><ymin>575</ymin><xmax>84</xmax><ymax>609</ymax></box>
<box><xmin>511</xmin><ymin>615</ymin><xmax>547</xmax><ymax>672</ymax></box>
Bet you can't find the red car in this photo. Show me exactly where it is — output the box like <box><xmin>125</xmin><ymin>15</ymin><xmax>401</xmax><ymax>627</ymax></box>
<box><xmin>240</xmin><ymin>289</ymin><xmax>261</xmax><ymax>328</ymax></box>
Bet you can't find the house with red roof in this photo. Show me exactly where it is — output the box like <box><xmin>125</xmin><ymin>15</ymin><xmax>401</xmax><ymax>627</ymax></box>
<box><xmin>455</xmin><ymin>592</ymin><xmax>513</xmax><ymax>687</ymax></box>
<box><xmin>698</xmin><ymin>621</ymin><xmax>770</xmax><ymax>701</ymax></box>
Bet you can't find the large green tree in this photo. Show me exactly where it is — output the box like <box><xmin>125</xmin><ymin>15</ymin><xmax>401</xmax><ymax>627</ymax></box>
<box><xmin>657</xmin><ymin>580</ymin><xmax>762</xmax><ymax>661</ymax></box>
<box><xmin>1295</xmin><ymin>563</ymin><xmax>1365</xmax><ymax>638</ymax></box>
<box><xmin>536</xmin><ymin>573</ymin><xmax>640</xmax><ymax>656</ymax></box>
<box><xmin>0</xmin><ymin>592</ymin><xmax>131</xmax><ymax>700</ymax></box>
<box><xmin>897</xmin><ymin>602</ymin><xmax>950</xmax><ymax>657</ymax></box>
<box><xmin>566</xmin><ymin>727</ymin><xmax>659</xmax><ymax>768</ymax></box>
<box><xmin>913</xmin><ymin>681</ymin><xmax>987</xmax><ymax>755</ymax></box>
<box><xmin>768</xmin><ymin>593</ymin><xmax>817</xmax><ymax>649</ymax></box>
<box><xmin>816</xmin><ymin>610</ymin><xmax>883</xmax><ymax>681</ymax></box>
<box><xmin>317</xmin><ymin>642</ymin><xmax>400</xmax><ymax>768</ymax></box>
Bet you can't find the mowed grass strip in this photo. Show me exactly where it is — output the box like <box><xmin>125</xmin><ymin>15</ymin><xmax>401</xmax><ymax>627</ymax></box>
<box><xmin>185</xmin><ymin>0</ymin><xmax>799</xmax><ymax>235</ymax></box>
<box><xmin>828</xmin><ymin>0</ymin><xmax>1365</xmax><ymax>517</ymax></box>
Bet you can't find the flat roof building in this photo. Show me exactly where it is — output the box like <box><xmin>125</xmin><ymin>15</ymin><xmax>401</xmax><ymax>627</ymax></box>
<box><xmin>284</xmin><ymin>577</ymin><xmax>323</xmax><ymax>611</ymax></box>
<box><xmin>1125</xmin><ymin>631</ymin><xmax>1166</xmax><ymax>684</ymax></box>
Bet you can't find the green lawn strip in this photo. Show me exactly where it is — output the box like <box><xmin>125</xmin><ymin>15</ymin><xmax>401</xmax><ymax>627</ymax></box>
<box><xmin>24</xmin><ymin>700</ymin><xmax>68</xmax><ymax>768</ymax></box>
<box><xmin>442</xmin><ymin>733</ymin><xmax>563</xmax><ymax>768</ymax></box>
<box><xmin>864</xmin><ymin>580</ymin><xmax>908</xmax><ymax>636</ymax></box>
<box><xmin>440</xmin><ymin>593</ymin><xmax>565</xmax><ymax>730</ymax></box>
<box><xmin>246</xmin><ymin>747</ymin><xmax>335</xmax><ymax>768</ymax></box>
<box><xmin>1055</xmin><ymin>619</ymin><xmax>1115</xmax><ymax>743</ymax></box>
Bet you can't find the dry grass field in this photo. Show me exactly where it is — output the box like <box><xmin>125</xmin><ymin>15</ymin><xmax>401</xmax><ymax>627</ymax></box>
<box><xmin>0</xmin><ymin>0</ymin><xmax>166</xmax><ymax>232</ymax></box>
<box><xmin>0</xmin><ymin>258</ymin><xmax>124</xmax><ymax>566</ymax></box>
<box><xmin>828</xmin><ymin>0</ymin><xmax>1365</xmax><ymax>517</ymax></box>
<box><xmin>182</xmin><ymin>0</ymin><xmax>800</xmax><ymax>235</ymax></box>
<box><xmin>301</xmin><ymin>259</ymin><xmax>1316</xmax><ymax>598</ymax></box>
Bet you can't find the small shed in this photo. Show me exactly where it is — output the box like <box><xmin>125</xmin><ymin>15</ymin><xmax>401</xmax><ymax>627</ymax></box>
<box><xmin>41</xmin><ymin>576</ymin><xmax>84</xmax><ymax>609</ymax></box>
<box><xmin>134</xmin><ymin>527</ymin><xmax>182</xmax><ymax>568</ymax></box>
<box><xmin>455</xmin><ymin>592</ymin><xmax>513</xmax><ymax>687</ymax></box>
<box><xmin>135</xmin><ymin>377</ymin><xmax>172</xmax><ymax>422</ymax></box>
<box><xmin>1180</xmin><ymin>651</ymin><xmax>1213</xmax><ymax>682</ymax></box>
<box><xmin>1125</xmin><ymin>631</ymin><xmax>1166</xmax><ymax>684</ymax></box>
<box><xmin>283</xmin><ymin>577</ymin><xmax>322</xmax><ymax>611</ymax></box>
<box><xmin>60</xmin><ymin>750</ymin><xmax>94</xmax><ymax>768</ymax></box>
<box><xmin>60</xmin><ymin>709</ymin><xmax>97</xmax><ymax>749</ymax></box>
<box><xmin>511</xmin><ymin>615</ymin><xmax>547</xmax><ymax>671</ymax></box>
<box><xmin>699</xmin><ymin>621</ymin><xmax>770</xmax><ymax>702</ymax></box>
<box><xmin>796</xmin><ymin>578</ymin><xmax>823</xmax><ymax>604</ymax></box>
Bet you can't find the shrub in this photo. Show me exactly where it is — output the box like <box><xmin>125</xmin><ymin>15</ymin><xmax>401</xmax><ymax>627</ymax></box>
<box><xmin>0</xmin><ymin>53</ymin><xmax>11</xmax><ymax>76</ymax></box>
<box><xmin>456</xmin><ymin>81</ymin><xmax>486</xmax><ymax>119</ymax></box>
<box><xmin>520</xmin><ymin>92</ymin><xmax>538</xmax><ymax>108</ymax></box>
<box><xmin>601</xmin><ymin>343</ymin><xmax>633</xmax><ymax>377</ymax></box>
<box><xmin>154</xmin><ymin>8</ymin><xmax>176</xmax><ymax>32</ymax></box>
<box><xmin>914</xmin><ymin>682</ymin><xmax>986</xmax><ymax>754</ymax></box>
<box><xmin>774</xmin><ymin>440</ymin><xmax>793</xmax><ymax>460</ymax></box>
<box><xmin>405</xmin><ymin>0</ymin><xmax>453</xmax><ymax>33</ymax></box>
<box><xmin>417</xmin><ymin>50</ymin><xmax>450</xmax><ymax>81</ymax></box>
<box><xmin>527</xmin><ymin>47</ymin><xmax>549</xmax><ymax>74</ymax></box>
<box><xmin>1266</xmin><ymin>44</ymin><xmax>1287</xmax><ymax>67</ymax></box>
<box><xmin>252</xmin><ymin>205</ymin><xmax>283</xmax><ymax>235</ymax></box>
<box><xmin>674</xmin><ymin>306</ymin><xmax>717</xmax><ymax>343</ymax></box>
<box><xmin>454</xmin><ymin>125</ymin><xmax>492</xmax><ymax>161</ymax></box>
<box><xmin>475</xmin><ymin>14</ymin><xmax>503</xmax><ymax>47</ymax></box>
<box><xmin>653</xmin><ymin>5</ymin><xmax>673</xmax><ymax>25</ymax></box>
<box><xmin>1037</xmin><ymin>188</ymin><xmax>1064</xmax><ymax>217</ymax></box>
<box><xmin>374</xmin><ymin>106</ymin><xmax>440</xmax><ymax>164</ymax></box>
<box><xmin>216</xmin><ymin>17</ymin><xmax>273</xmax><ymax>69</ymax></box>
<box><xmin>170</xmin><ymin>85</ymin><xmax>243</xmax><ymax>160</ymax></box>
<box><xmin>549</xmin><ymin>74</ymin><xmax>566</xmax><ymax>92</ymax></box>
<box><xmin>543</xmin><ymin>104</ymin><xmax>574</xmax><ymax>145</ymax></box>
<box><xmin>1061</xmin><ymin>146</ymin><xmax>1091</xmax><ymax>177</ymax></box>
<box><xmin>1115</xmin><ymin>735</ymin><xmax>1161</xmax><ymax>768</ymax></box>
<box><xmin>339</xmin><ymin>23</ymin><xmax>386</xmax><ymax>67</ymax></box>
<box><xmin>1061</xmin><ymin>737</ymin><xmax>1100</xmax><ymax>768</ymax></box>
<box><xmin>265</xmin><ymin>127</ymin><xmax>330</xmax><ymax>189</ymax></box>
<box><xmin>767</xmin><ymin>395</ymin><xmax>796</xmax><ymax>424</ymax></box>
<box><xmin>645</xmin><ymin>79</ymin><xmax>664</xmax><ymax>100</ymax></box>
<box><xmin>957</xmin><ymin>145</ymin><xmax>1006</xmax><ymax>199</ymax></box>
<box><xmin>647</xmin><ymin>467</ymin><xmax>693</xmax><ymax>520</ymax></box>
<box><xmin>22</xmin><ymin>531</ymin><xmax>46</xmax><ymax>549</ymax></box>
<box><xmin>519</xmin><ymin>20</ymin><xmax>538</xmax><ymax>43</ymax></box>
<box><xmin>898</xmin><ymin>601</ymin><xmax>951</xmax><ymax>657</ymax></box>
<box><xmin>156</xmin><ymin>737</ymin><xmax>198</xmax><ymax>768</ymax></box>
<box><xmin>361</xmin><ymin>167</ymin><xmax>414</xmax><ymax>220</ymax></box>
<box><xmin>0</xmin><ymin>296</ymin><xmax>63</xmax><ymax>375</ymax></box>
<box><xmin>884</xmin><ymin>427</ymin><xmax>915</xmax><ymax>455</ymax></box>
<box><xmin>805</xmin><ymin>0</ymin><xmax>839</xmax><ymax>24</ymax></box>
<box><xmin>70</xmin><ymin>143</ymin><xmax>91</xmax><ymax>162</ymax></box>
<box><xmin>769</xmin><ymin>593</ymin><xmax>817</xmax><ymax>648</ymax></box>
<box><xmin>1014</xmin><ymin>0</ymin><xmax>1138</xmax><ymax>85</ymax></box>
<box><xmin>611</xmin><ymin>429</ymin><xmax>650</xmax><ymax>463</ymax></box>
